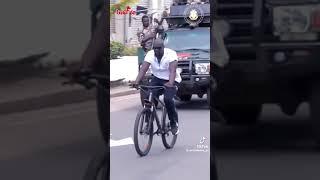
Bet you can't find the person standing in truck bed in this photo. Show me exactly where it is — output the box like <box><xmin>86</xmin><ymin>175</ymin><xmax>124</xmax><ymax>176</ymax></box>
<box><xmin>137</xmin><ymin>15</ymin><xmax>157</xmax><ymax>53</ymax></box>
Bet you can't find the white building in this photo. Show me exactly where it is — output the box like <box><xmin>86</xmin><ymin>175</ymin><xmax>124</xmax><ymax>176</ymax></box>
<box><xmin>110</xmin><ymin>0</ymin><xmax>173</xmax><ymax>47</ymax></box>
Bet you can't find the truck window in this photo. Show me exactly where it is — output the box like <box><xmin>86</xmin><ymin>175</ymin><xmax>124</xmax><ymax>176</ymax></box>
<box><xmin>164</xmin><ymin>28</ymin><xmax>210</xmax><ymax>51</ymax></box>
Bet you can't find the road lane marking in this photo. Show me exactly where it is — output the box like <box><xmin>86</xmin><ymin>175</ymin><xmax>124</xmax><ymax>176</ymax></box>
<box><xmin>110</xmin><ymin>137</ymin><xmax>134</xmax><ymax>147</ymax></box>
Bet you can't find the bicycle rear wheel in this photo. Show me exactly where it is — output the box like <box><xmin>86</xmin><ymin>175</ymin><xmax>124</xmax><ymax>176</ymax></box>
<box><xmin>161</xmin><ymin>109</ymin><xmax>177</xmax><ymax>149</ymax></box>
<box><xmin>134</xmin><ymin>108</ymin><xmax>153</xmax><ymax>156</ymax></box>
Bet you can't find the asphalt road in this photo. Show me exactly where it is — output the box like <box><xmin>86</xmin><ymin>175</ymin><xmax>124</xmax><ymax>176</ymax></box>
<box><xmin>0</xmin><ymin>101</ymin><xmax>105</xmax><ymax>180</ymax></box>
<box><xmin>110</xmin><ymin>94</ymin><xmax>210</xmax><ymax>180</ymax></box>
<box><xmin>0</xmin><ymin>94</ymin><xmax>320</xmax><ymax>180</ymax></box>
<box><xmin>214</xmin><ymin>103</ymin><xmax>320</xmax><ymax>180</ymax></box>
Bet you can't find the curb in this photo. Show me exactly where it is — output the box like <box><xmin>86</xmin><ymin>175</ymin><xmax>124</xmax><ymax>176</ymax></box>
<box><xmin>111</xmin><ymin>89</ymin><xmax>139</xmax><ymax>98</ymax></box>
<box><xmin>0</xmin><ymin>87</ymin><xmax>139</xmax><ymax>116</ymax></box>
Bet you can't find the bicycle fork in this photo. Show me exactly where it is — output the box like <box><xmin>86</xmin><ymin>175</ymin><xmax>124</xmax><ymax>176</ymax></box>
<box><xmin>141</xmin><ymin>92</ymin><xmax>168</xmax><ymax>135</ymax></box>
<box><xmin>139</xmin><ymin>92</ymin><xmax>155</xmax><ymax>134</ymax></box>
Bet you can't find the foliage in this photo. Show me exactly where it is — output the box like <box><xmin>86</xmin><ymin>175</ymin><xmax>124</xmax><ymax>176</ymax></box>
<box><xmin>110</xmin><ymin>41</ymin><xmax>137</xmax><ymax>59</ymax></box>
<box><xmin>110</xmin><ymin>41</ymin><xmax>125</xmax><ymax>59</ymax></box>
<box><xmin>123</xmin><ymin>46</ymin><xmax>137</xmax><ymax>56</ymax></box>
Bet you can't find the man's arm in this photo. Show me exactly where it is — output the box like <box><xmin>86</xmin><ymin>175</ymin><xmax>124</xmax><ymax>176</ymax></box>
<box><xmin>141</xmin><ymin>33</ymin><xmax>156</xmax><ymax>43</ymax></box>
<box><xmin>81</xmin><ymin>8</ymin><xmax>106</xmax><ymax>69</ymax></box>
<box><xmin>168</xmin><ymin>61</ymin><xmax>177</xmax><ymax>85</ymax></box>
<box><xmin>135</xmin><ymin>61</ymin><xmax>151</xmax><ymax>84</ymax></box>
<box><xmin>141</xmin><ymin>26</ymin><xmax>157</xmax><ymax>43</ymax></box>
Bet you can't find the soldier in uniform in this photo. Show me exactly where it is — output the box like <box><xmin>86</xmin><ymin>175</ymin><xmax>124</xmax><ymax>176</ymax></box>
<box><xmin>210</xmin><ymin>19</ymin><xmax>229</xmax><ymax>180</ymax></box>
<box><xmin>211</xmin><ymin>1</ymin><xmax>230</xmax><ymax>180</ymax></box>
<box><xmin>212</xmin><ymin>0</ymin><xmax>229</xmax><ymax>68</ymax></box>
<box><xmin>137</xmin><ymin>15</ymin><xmax>157</xmax><ymax>52</ymax></box>
<box><xmin>212</xmin><ymin>20</ymin><xmax>229</xmax><ymax>68</ymax></box>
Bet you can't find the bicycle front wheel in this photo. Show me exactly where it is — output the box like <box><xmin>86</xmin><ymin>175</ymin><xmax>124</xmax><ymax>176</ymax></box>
<box><xmin>96</xmin><ymin>80</ymin><xmax>109</xmax><ymax>147</ymax></box>
<box><xmin>134</xmin><ymin>108</ymin><xmax>153</xmax><ymax>156</ymax></box>
<box><xmin>161</xmin><ymin>109</ymin><xmax>177</xmax><ymax>149</ymax></box>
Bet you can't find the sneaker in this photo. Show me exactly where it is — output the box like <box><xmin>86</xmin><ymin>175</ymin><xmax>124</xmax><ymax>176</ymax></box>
<box><xmin>170</xmin><ymin>121</ymin><xmax>179</xmax><ymax>135</ymax></box>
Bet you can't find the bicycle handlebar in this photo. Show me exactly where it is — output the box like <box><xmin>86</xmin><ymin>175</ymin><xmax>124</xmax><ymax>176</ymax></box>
<box><xmin>129</xmin><ymin>84</ymin><xmax>175</xmax><ymax>90</ymax></box>
<box><xmin>87</xmin><ymin>74</ymin><xmax>108</xmax><ymax>81</ymax></box>
<box><xmin>139</xmin><ymin>85</ymin><xmax>166</xmax><ymax>90</ymax></box>
<box><xmin>61</xmin><ymin>71</ymin><xmax>108</xmax><ymax>90</ymax></box>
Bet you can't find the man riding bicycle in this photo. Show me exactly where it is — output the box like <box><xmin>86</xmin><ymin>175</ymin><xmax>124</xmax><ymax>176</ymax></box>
<box><xmin>131</xmin><ymin>38</ymin><xmax>181</xmax><ymax>135</ymax></box>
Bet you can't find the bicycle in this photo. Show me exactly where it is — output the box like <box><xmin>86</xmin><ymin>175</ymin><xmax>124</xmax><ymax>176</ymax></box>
<box><xmin>62</xmin><ymin>71</ymin><xmax>109</xmax><ymax>147</ymax></box>
<box><xmin>131</xmin><ymin>85</ymin><xmax>178</xmax><ymax>156</ymax></box>
<box><xmin>61</xmin><ymin>71</ymin><xmax>109</xmax><ymax>180</ymax></box>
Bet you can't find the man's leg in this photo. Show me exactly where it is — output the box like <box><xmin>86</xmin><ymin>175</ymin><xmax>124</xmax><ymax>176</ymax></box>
<box><xmin>149</xmin><ymin>76</ymin><xmax>162</xmax><ymax>106</ymax></box>
<box><xmin>163</xmin><ymin>82</ymin><xmax>179</xmax><ymax>134</ymax></box>
<box><xmin>140</xmin><ymin>76</ymin><xmax>160</xmax><ymax>129</ymax></box>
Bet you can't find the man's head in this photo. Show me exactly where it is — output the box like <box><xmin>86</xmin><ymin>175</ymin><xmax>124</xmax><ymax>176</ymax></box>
<box><xmin>142</xmin><ymin>15</ymin><xmax>150</xmax><ymax>28</ymax></box>
<box><xmin>153</xmin><ymin>38</ymin><xmax>165</xmax><ymax>58</ymax></box>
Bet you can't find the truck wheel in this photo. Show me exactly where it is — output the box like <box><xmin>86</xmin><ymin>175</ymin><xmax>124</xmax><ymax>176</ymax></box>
<box><xmin>180</xmin><ymin>95</ymin><xmax>192</xmax><ymax>102</ymax></box>
<box><xmin>221</xmin><ymin>104</ymin><xmax>262</xmax><ymax>125</ymax></box>
<box><xmin>310</xmin><ymin>82</ymin><xmax>320</xmax><ymax>145</ymax></box>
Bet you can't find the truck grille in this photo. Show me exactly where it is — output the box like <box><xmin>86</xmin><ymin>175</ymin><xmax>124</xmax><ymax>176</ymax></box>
<box><xmin>177</xmin><ymin>60</ymin><xmax>195</xmax><ymax>75</ymax></box>
<box><xmin>216</xmin><ymin>0</ymin><xmax>256</xmax><ymax>61</ymax></box>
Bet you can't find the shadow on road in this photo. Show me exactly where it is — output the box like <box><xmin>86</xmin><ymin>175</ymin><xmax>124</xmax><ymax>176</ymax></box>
<box><xmin>212</xmin><ymin>105</ymin><xmax>319</xmax><ymax>153</ymax></box>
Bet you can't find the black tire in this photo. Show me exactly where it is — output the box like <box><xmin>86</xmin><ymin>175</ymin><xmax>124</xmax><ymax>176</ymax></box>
<box><xmin>180</xmin><ymin>94</ymin><xmax>192</xmax><ymax>101</ymax></box>
<box><xmin>207</xmin><ymin>88</ymin><xmax>211</xmax><ymax>107</ymax></box>
<box><xmin>161</xmin><ymin>108</ymin><xmax>178</xmax><ymax>149</ymax></box>
<box><xmin>310</xmin><ymin>82</ymin><xmax>320</xmax><ymax>144</ymax></box>
<box><xmin>134</xmin><ymin>108</ymin><xmax>154</xmax><ymax>156</ymax></box>
<box><xmin>96</xmin><ymin>81</ymin><xmax>109</xmax><ymax>147</ymax></box>
<box><xmin>221</xmin><ymin>104</ymin><xmax>262</xmax><ymax>125</ymax></box>
<box><xmin>83</xmin><ymin>150</ymin><xmax>108</xmax><ymax>180</ymax></box>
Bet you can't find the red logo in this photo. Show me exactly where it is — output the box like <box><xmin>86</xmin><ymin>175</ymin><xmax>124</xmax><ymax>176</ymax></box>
<box><xmin>115</xmin><ymin>6</ymin><xmax>136</xmax><ymax>15</ymax></box>
<box><xmin>177</xmin><ymin>53</ymin><xmax>192</xmax><ymax>60</ymax></box>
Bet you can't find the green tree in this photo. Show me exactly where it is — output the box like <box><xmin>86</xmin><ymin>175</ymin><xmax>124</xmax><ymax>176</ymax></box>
<box><xmin>110</xmin><ymin>41</ymin><xmax>125</xmax><ymax>59</ymax></box>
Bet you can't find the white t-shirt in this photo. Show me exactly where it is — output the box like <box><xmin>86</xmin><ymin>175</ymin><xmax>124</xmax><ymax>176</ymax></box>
<box><xmin>144</xmin><ymin>48</ymin><xmax>182</xmax><ymax>83</ymax></box>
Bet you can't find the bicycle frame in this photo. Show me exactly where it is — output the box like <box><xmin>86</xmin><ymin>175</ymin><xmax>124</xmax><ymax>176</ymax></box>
<box><xmin>139</xmin><ymin>87</ymin><xmax>168</xmax><ymax>135</ymax></box>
